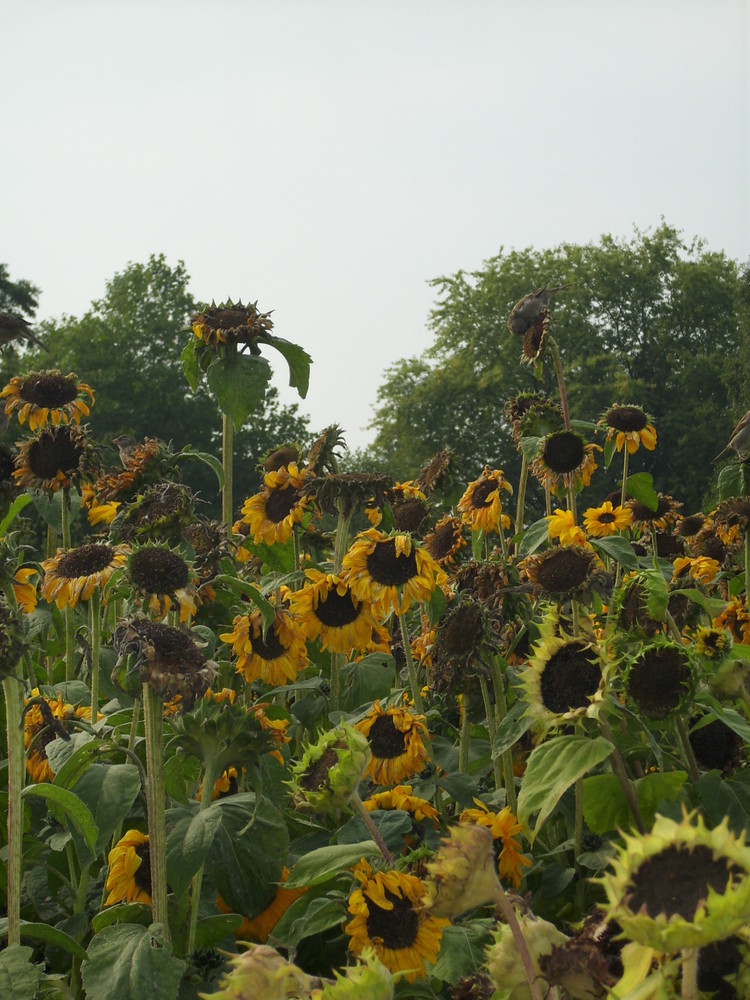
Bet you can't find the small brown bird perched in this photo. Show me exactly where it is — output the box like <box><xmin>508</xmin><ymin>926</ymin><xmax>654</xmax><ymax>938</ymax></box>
<box><xmin>112</xmin><ymin>434</ymin><xmax>139</xmax><ymax>468</ymax></box>
<box><xmin>0</xmin><ymin>311</ymin><xmax>49</xmax><ymax>351</ymax></box>
<box><xmin>714</xmin><ymin>409</ymin><xmax>750</xmax><ymax>462</ymax></box>
<box><xmin>506</xmin><ymin>284</ymin><xmax>572</xmax><ymax>336</ymax></box>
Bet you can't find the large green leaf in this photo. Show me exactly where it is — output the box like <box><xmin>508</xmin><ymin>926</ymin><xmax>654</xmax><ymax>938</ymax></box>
<box><xmin>82</xmin><ymin>924</ymin><xmax>185</xmax><ymax>1000</ymax></box>
<box><xmin>206</xmin><ymin>352</ymin><xmax>272</xmax><ymax>428</ymax></box>
<box><xmin>270</xmin><ymin>895</ymin><xmax>345</xmax><ymax>949</ymax></box>
<box><xmin>429</xmin><ymin>919</ymin><xmax>495</xmax><ymax>986</ymax></box>
<box><xmin>72</xmin><ymin>763</ymin><xmax>142</xmax><ymax>856</ymax></box>
<box><xmin>517</xmin><ymin>516</ymin><xmax>549</xmax><ymax>559</ymax></box>
<box><xmin>517</xmin><ymin>735</ymin><xmax>613</xmax><ymax>842</ymax></box>
<box><xmin>22</xmin><ymin>784</ymin><xmax>98</xmax><ymax>853</ymax></box>
<box><xmin>166</xmin><ymin>805</ymin><xmax>224</xmax><ymax>898</ymax></box>
<box><xmin>339</xmin><ymin>656</ymin><xmax>396</xmax><ymax>712</ymax></box>
<box><xmin>174</xmin><ymin>447</ymin><xmax>225</xmax><ymax>490</ymax></box>
<box><xmin>582</xmin><ymin>773</ymin><xmax>630</xmax><ymax>835</ymax></box>
<box><xmin>626</xmin><ymin>472</ymin><xmax>658</xmax><ymax>510</ymax></box>
<box><xmin>194</xmin><ymin>914</ymin><xmax>243</xmax><ymax>949</ymax></box>
<box><xmin>590</xmin><ymin>534</ymin><xmax>638</xmax><ymax>570</ymax></box>
<box><xmin>0</xmin><ymin>945</ymin><xmax>43</xmax><ymax>1000</ymax></box>
<box><xmin>0</xmin><ymin>919</ymin><xmax>88</xmax><ymax>960</ymax></box>
<box><xmin>635</xmin><ymin>770</ymin><xmax>688</xmax><ymax>828</ymax></box>
<box><xmin>492</xmin><ymin>699</ymin><xmax>533</xmax><ymax>757</ymax></box>
<box><xmin>268</xmin><ymin>336</ymin><xmax>312</xmax><ymax>399</ymax></box>
<box><xmin>285</xmin><ymin>841</ymin><xmax>380</xmax><ymax>888</ymax></box>
<box><xmin>0</xmin><ymin>494</ymin><xmax>33</xmax><ymax>536</ymax></box>
<box><xmin>180</xmin><ymin>337</ymin><xmax>200</xmax><ymax>391</ymax></box>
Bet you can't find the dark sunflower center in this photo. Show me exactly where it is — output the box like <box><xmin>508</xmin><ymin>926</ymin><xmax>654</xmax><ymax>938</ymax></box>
<box><xmin>440</xmin><ymin>604</ymin><xmax>483</xmax><ymax>655</ymax></box>
<box><xmin>265</xmin><ymin>486</ymin><xmax>301</xmax><ymax>524</ymax></box>
<box><xmin>367</xmin><ymin>714</ymin><xmax>407</xmax><ymax>759</ymax></box>
<box><xmin>628</xmin><ymin>845</ymin><xmax>735</xmax><ymax>920</ymax></box>
<box><xmin>689</xmin><ymin>719</ymin><xmax>742</xmax><ymax>772</ymax></box>
<box><xmin>534</xmin><ymin>549</ymin><xmax>593</xmax><ymax>594</ymax></box>
<box><xmin>696</xmin><ymin>535</ymin><xmax>726</xmax><ymax>562</ymax></box>
<box><xmin>301</xmin><ymin>746</ymin><xmax>340</xmax><ymax>792</ymax></box>
<box><xmin>252</xmin><ymin>626</ymin><xmax>285</xmax><ymax>660</ymax></box>
<box><xmin>597</xmin><ymin>512</ymin><xmax>616</xmax><ymax>525</ymax></box>
<box><xmin>129</xmin><ymin>548</ymin><xmax>189</xmax><ymax>593</ymax></box>
<box><xmin>314</xmin><ymin>588</ymin><xmax>360</xmax><ymax>627</ymax></box>
<box><xmin>627</xmin><ymin>647</ymin><xmax>691</xmax><ymax>718</ymax></box>
<box><xmin>606</xmin><ymin>406</ymin><xmax>648</xmax><ymax>432</ymax></box>
<box><xmin>57</xmin><ymin>544</ymin><xmax>115</xmax><ymax>578</ymax></box>
<box><xmin>20</xmin><ymin>374</ymin><xmax>78</xmax><ymax>407</ymax></box>
<box><xmin>393</xmin><ymin>498</ymin><xmax>428</xmax><ymax>534</ymax></box>
<box><xmin>366</xmin><ymin>539</ymin><xmax>418</xmax><ymax>586</ymax></box>
<box><xmin>631</xmin><ymin>497</ymin><xmax>672</xmax><ymax>522</ymax></box>
<box><xmin>29</xmin><ymin>429</ymin><xmax>83</xmax><ymax>478</ymax></box>
<box><xmin>542</xmin><ymin>431</ymin><xmax>585</xmax><ymax>474</ymax></box>
<box><xmin>133</xmin><ymin>841</ymin><xmax>152</xmax><ymax>895</ymax></box>
<box><xmin>540</xmin><ymin>643</ymin><xmax>601</xmax><ymax>713</ymax></box>
<box><xmin>426</xmin><ymin>522</ymin><xmax>459</xmax><ymax>561</ymax></box>
<box><xmin>366</xmin><ymin>887</ymin><xmax>419</xmax><ymax>949</ymax></box>
<box><xmin>470</xmin><ymin>479</ymin><xmax>497</xmax><ymax>509</ymax></box>
<box><xmin>697</xmin><ymin>937</ymin><xmax>743</xmax><ymax>998</ymax></box>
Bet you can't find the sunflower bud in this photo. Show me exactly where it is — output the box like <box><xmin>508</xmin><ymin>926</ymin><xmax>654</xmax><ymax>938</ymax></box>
<box><xmin>486</xmin><ymin>913</ymin><xmax>569</xmax><ymax>1000</ymax></box>
<box><xmin>290</xmin><ymin>724</ymin><xmax>370</xmax><ymax>815</ymax></box>
<box><xmin>423</xmin><ymin>824</ymin><xmax>500</xmax><ymax>918</ymax></box>
<box><xmin>199</xmin><ymin>944</ymin><xmax>315</xmax><ymax>999</ymax></box>
<box><xmin>311</xmin><ymin>948</ymin><xmax>393</xmax><ymax>1000</ymax></box>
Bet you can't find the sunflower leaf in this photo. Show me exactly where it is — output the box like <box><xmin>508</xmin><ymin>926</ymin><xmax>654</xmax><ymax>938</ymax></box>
<box><xmin>0</xmin><ymin>920</ymin><xmax>88</xmax><ymax>960</ymax></box>
<box><xmin>180</xmin><ymin>337</ymin><xmax>200</xmax><ymax>391</ymax></box>
<box><xmin>603</xmin><ymin>434</ymin><xmax>618</xmax><ymax>469</ymax></box>
<box><xmin>0</xmin><ymin>494</ymin><xmax>32</xmax><ymax>537</ymax></box>
<box><xmin>0</xmin><ymin>945</ymin><xmax>43</xmax><ymax>1000</ymax></box>
<box><xmin>71</xmin><ymin>763</ymin><xmax>142</xmax><ymax>857</ymax></box>
<box><xmin>429</xmin><ymin>918</ymin><xmax>495</xmax><ymax>986</ymax></box>
<box><xmin>21</xmin><ymin>784</ymin><xmax>98</xmax><ymax>854</ymax></box>
<box><xmin>625</xmin><ymin>472</ymin><xmax>658</xmax><ymax>510</ymax></box>
<box><xmin>590</xmin><ymin>535</ymin><xmax>638</xmax><ymax>570</ymax></box>
<box><xmin>174</xmin><ymin>446</ymin><xmax>225</xmax><ymax>490</ymax></box>
<box><xmin>284</xmin><ymin>841</ymin><xmax>380</xmax><ymax>888</ymax></box>
<box><xmin>82</xmin><ymin>924</ymin><xmax>185</xmax><ymax>1000</ymax></box>
<box><xmin>517</xmin><ymin>516</ymin><xmax>549</xmax><ymax>559</ymax></box>
<box><xmin>267</xmin><ymin>336</ymin><xmax>312</xmax><ymax>399</ymax></box>
<box><xmin>206</xmin><ymin>352</ymin><xmax>272</xmax><ymax>429</ymax></box>
<box><xmin>165</xmin><ymin>805</ymin><xmax>224</xmax><ymax>898</ymax></box>
<box><xmin>717</xmin><ymin>461</ymin><xmax>750</xmax><ymax>501</ymax></box>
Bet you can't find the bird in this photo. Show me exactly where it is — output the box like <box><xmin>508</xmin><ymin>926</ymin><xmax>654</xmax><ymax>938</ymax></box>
<box><xmin>714</xmin><ymin>409</ymin><xmax>750</xmax><ymax>462</ymax></box>
<box><xmin>506</xmin><ymin>284</ymin><xmax>572</xmax><ymax>336</ymax></box>
<box><xmin>112</xmin><ymin>434</ymin><xmax>139</xmax><ymax>468</ymax></box>
<box><xmin>0</xmin><ymin>311</ymin><xmax>49</xmax><ymax>351</ymax></box>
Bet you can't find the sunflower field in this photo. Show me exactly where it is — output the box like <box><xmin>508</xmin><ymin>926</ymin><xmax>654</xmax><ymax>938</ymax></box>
<box><xmin>1</xmin><ymin>293</ymin><xmax>750</xmax><ymax>1000</ymax></box>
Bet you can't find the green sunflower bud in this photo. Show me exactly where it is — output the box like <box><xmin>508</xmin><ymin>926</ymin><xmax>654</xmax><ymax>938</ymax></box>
<box><xmin>199</xmin><ymin>943</ymin><xmax>315</xmax><ymax>1000</ymax></box>
<box><xmin>486</xmin><ymin>912</ymin><xmax>568</xmax><ymax>1000</ymax></box>
<box><xmin>311</xmin><ymin>948</ymin><xmax>393</xmax><ymax>1000</ymax></box>
<box><xmin>290</xmin><ymin>724</ymin><xmax>370</xmax><ymax>815</ymax></box>
<box><xmin>423</xmin><ymin>824</ymin><xmax>500</xmax><ymax>918</ymax></box>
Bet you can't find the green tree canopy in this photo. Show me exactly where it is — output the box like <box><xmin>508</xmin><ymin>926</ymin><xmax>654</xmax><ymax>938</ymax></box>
<box><xmin>369</xmin><ymin>223</ymin><xmax>750</xmax><ymax>513</ymax></box>
<box><xmin>0</xmin><ymin>264</ymin><xmax>40</xmax><ymax>317</ymax></box>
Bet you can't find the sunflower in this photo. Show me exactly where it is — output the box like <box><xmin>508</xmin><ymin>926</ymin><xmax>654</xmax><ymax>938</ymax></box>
<box><xmin>505</xmin><ymin>392</ymin><xmax>563</xmax><ymax>445</ymax></box>
<box><xmin>110</xmin><ymin>482</ymin><xmax>197</xmax><ymax>546</ymax></box>
<box><xmin>688</xmin><ymin>716</ymin><xmax>744</xmax><ymax>774</ymax></box>
<box><xmin>672</xmin><ymin>555</ymin><xmax>721</xmax><ymax>585</ymax></box>
<box><xmin>288</xmin><ymin>569</ymin><xmax>379</xmax><ymax>654</ymax></box>
<box><xmin>599</xmin><ymin>405</ymin><xmax>657</xmax><ymax>454</ymax></box>
<box><xmin>290</xmin><ymin>723</ymin><xmax>370</xmax><ymax>815</ymax></box>
<box><xmin>457</xmin><ymin>467</ymin><xmax>512</xmax><ymax>535</ymax></box>
<box><xmin>531</xmin><ymin>432</ymin><xmax>599</xmax><ymax>493</ymax></box>
<box><xmin>105</xmin><ymin>829</ymin><xmax>151</xmax><ymax>906</ymax></box>
<box><xmin>13</xmin><ymin>423</ymin><xmax>91</xmax><ymax>494</ymax></box>
<box><xmin>520</xmin><ymin>610</ymin><xmax>609</xmax><ymax>732</ymax></box>
<box><xmin>713</xmin><ymin>597</ymin><xmax>750</xmax><ymax>645</ymax></box>
<box><xmin>341</xmin><ymin>528</ymin><xmax>446</xmax><ymax>617</ymax></box>
<box><xmin>220</xmin><ymin>603</ymin><xmax>308</xmax><ymax>686</ymax></box>
<box><xmin>415</xmin><ymin>448</ymin><xmax>455</xmax><ymax>495</ymax></box>
<box><xmin>520</xmin><ymin>310</ymin><xmax>551</xmax><ymax>365</ymax></box>
<box><xmin>356</xmin><ymin>702</ymin><xmax>430</xmax><ymax>785</ymax></box>
<box><xmin>599</xmin><ymin>810</ymin><xmax>750</xmax><ymax>951</ymax></box>
<box><xmin>126</xmin><ymin>544</ymin><xmax>197</xmax><ymax>622</ymax></box>
<box><xmin>363</xmin><ymin>784</ymin><xmax>440</xmax><ymax>825</ymax></box>
<box><xmin>345</xmin><ymin>860</ymin><xmax>448</xmax><ymax>981</ymax></box>
<box><xmin>12</xmin><ymin>566</ymin><xmax>39</xmax><ymax>613</ymax></box>
<box><xmin>191</xmin><ymin>299</ymin><xmax>275</xmax><ymax>350</ymax></box>
<box><xmin>424</xmin><ymin>514</ymin><xmax>467</xmax><ymax>567</ymax></box>
<box><xmin>0</xmin><ymin>370</ymin><xmax>94</xmax><ymax>432</ymax></box>
<box><xmin>625</xmin><ymin>639</ymin><xmax>695</xmax><ymax>720</ymax></box>
<box><xmin>202</xmin><ymin>765</ymin><xmax>240</xmax><ymax>801</ymax></box>
<box><xmin>113</xmin><ymin>618</ymin><xmax>215</xmax><ymax>708</ymax></box>
<box><xmin>428</xmin><ymin>598</ymin><xmax>493</xmax><ymax>698</ymax></box>
<box><xmin>240</xmin><ymin>462</ymin><xmax>315</xmax><ymax>546</ymax></box>
<box><xmin>40</xmin><ymin>543</ymin><xmax>129</xmax><ymax>609</ymax></box>
<box><xmin>24</xmin><ymin>690</ymin><xmax>99</xmax><ymax>782</ymax></box>
<box><xmin>459</xmin><ymin>800</ymin><xmax>532</xmax><ymax>889</ymax></box>
<box><xmin>216</xmin><ymin>868</ymin><xmax>307</xmax><ymax>943</ymax></box>
<box><xmin>520</xmin><ymin>545</ymin><xmax>601</xmax><ymax>600</ymax></box>
<box><xmin>583</xmin><ymin>501</ymin><xmax>632</xmax><ymax>538</ymax></box>
<box><xmin>692</xmin><ymin>625</ymin><xmax>731</xmax><ymax>660</ymax></box>
<box><xmin>366</xmin><ymin>481</ymin><xmax>428</xmax><ymax>532</ymax></box>
<box><xmin>546</xmin><ymin>508</ymin><xmax>588</xmax><ymax>547</ymax></box>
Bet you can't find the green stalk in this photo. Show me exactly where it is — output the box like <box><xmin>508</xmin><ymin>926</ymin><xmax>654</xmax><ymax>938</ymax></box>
<box><xmin>3</xmin><ymin>672</ymin><xmax>25</xmax><ymax>947</ymax></box>
<box><xmin>681</xmin><ymin>947</ymin><xmax>698</xmax><ymax>998</ymax></box>
<box><xmin>458</xmin><ymin>690</ymin><xmax>471</xmax><ymax>774</ymax></box>
<box><xmin>479</xmin><ymin>675</ymin><xmax>502</xmax><ymax>789</ymax></box>
<box><xmin>492</xmin><ymin>883</ymin><xmax>544</xmax><ymax>1000</ymax></box>
<box><xmin>186</xmin><ymin>755</ymin><xmax>221</xmax><ymax>957</ymax></box>
<box><xmin>221</xmin><ymin>411</ymin><xmax>234</xmax><ymax>530</ymax></box>
<box><xmin>399</xmin><ymin>613</ymin><xmax>424</xmax><ymax>715</ymax></box>
<box><xmin>675</xmin><ymin>715</ymin><xmax>701</xmax><ymax>784</ymax></box>
<box><xmin>548</xmin><ymin>336</ymin><xmax>570</xmax><ymax>431</ymax></box>
<box><xmin>142</xmin><ymin>683</ymin><xmax>170</xmax><ymax>938</ymax></box>
<box><xmin>88</xmin><ymin>589</ymin><xmax>102</xmax><ymax>721</ymax></box>
<box><xmin>573</xmin><ymin>774</ymin><xmax>584</xmax><ymax>912</ymax></box>
<box><xmin>329</xmin><ymin>650</ymin><xmax>344</xmax><ymax>714</ymax></box>
<box><xmin>490</xmin><ymin>655</ymin><xmax>516</xmax><ymax>813</ymax></box>
<box><xmin>599</xmin><ymin>718</ymin><xmax>645</xmax><ymax>834</ymax></box>
<box><xmin>61</xmin><ymin>488</ymin><xmax>77</xmax><ymax>682</ymax></box>
<box><xmin>515</xmin><ymin>454</ymin><xmax>529</xmax><ymax>536</ymax></box>
<box><xmin>350</xmin><ymin>792</ymin><xmax>393</xmax><ymax>865</ymax></box>
<box><xmin>332</xmin><ymin>499</ymin><xmax>353</xmax><ymax>574</ymax></box>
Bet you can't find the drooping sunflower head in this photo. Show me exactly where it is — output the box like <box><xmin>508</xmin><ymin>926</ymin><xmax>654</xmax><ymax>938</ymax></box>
<box><xmin>628</xmin><ymin>494</ymin><xmax>682</xmax><ymax>534</ymax></box>
<box><xmin>288</xmin><ymin>569</ymin><xmax>378</xmax><ymax>655</ymax></box>
<box><xmin>452</xmin><ymin>559</ymin><xmax>511</xmax><ymax>621</ymax></box>
<box><xmin>457</xmin><ymin>467</ymin><xmax>513</xmax><ymax>536</ymax></box>
<box><xmin>197</xmin><ymin>943</ymin><xmax>315</xmax><ymax>999</ymax></box>
<box><xmin>459</xmin><ymin>800</ymin><xmax>532</xmax><ymax>889</ymax></box>
<box><xmin>520</xmin><ymin>545</ymin><xmax>603</xmax><ymax>602</ymax></box>
<box><xmin>691</xmin><ymin>523</ymin><xmax>732</xmax><ymax>564</ymax></box>
<box><xmin>240</xmin><ymin>462</ymin><xmax>315</xmax><ymax>546</ymax></box>
<box><xmin>390</xmin><ymin>490</ymin><xmax>430</xmax><ymax>536</ymax></box>
<box><xmin>13</xmin><ymin>423</ymin><xmax>92</xmax><ymax>494</ymax></box>
<box><xmin>219</xmin><ymin>602</ymin><xmax>309</xmax><ymax>687</ymax></box>
<box><xmin>423</xmin><ymin>824</ymin><xmax>500</xmax><ymax>918</ymax></box>
<box><xmin>260</xmin><ymin>443</ymin><xmax>301</xmax><ymax>474</ymax></box>
<box><xmin>105</xmin><ymin>829</ymin><xmax>151</xmax><ymax>906</ymax></box>
<box><xmin>363</xmin><ymin>784</ymin><xmax>439</xmax><ymax>828</ymax></box>
<box><xmin>112</xmin><ymin>617</ymin><xmax>215</xmax><ymax>708</ymax></box>
<box><xmin>624</xmin><ymin>638</ymin><xmax>695</xmax><ymax>719</ymax></box>
<box><xmin>429</xmin><ymin>598</ymin><xmax>492</xmax><ymax>697</ymax></box>
<box><xmin>191</xmin><ymin>298</ymin><xmax>275</xmax><ymax>352</ymax></box>
<box><xmin>306</xmin><ymin>423</ymin><xmax>347</xmax><ymax>476</ymax></box>
<box><xmin>688</xmin><ymin>715</ymin><xmax>745</xmax><ymax>774</ymax></box>
<box><xmin>289</xmin><ymin>723</ymin><xmax>370</xmax><ymax>815</ymax></box>
<box><xmin>520</xmin><ymin>310</ymin><xmax>551</xmax><ymax>365</ymax></box>
<box><xmin>126</xmin><ymin>544</ymin><xmax>197</xmax><ymax>622</ymax></box>
<box><xmin>424</xmin><ymin>514</ymin><xmax>467</xmax><ymax>568</ymax></box>
<box><xmin>614</xmin><ymin>571</ymin><xmax>668</xmax><ymax>637</ymax></box>
<box><xmin>23</xmin><ymin>689</ymin><xmax>98</xmax><ymax>783</ymax></box>
<box><xmin>415</xmin><ymin>447</ymin><xmax>456</xmax><ymax>495</ymax></box>
<box><xmin>183</xmin><ymin>517</ymin><xmax>231</xmax><ymax>576</ymax></box>
<box><xmin>356</xmin><ymin>701</ymin><xmax>430</xmax><ymax>786</ymax></box>
<box><xmin>675</xmin><ymin>512</ymin><xmax>708</xmax><ymax>539</ymax></box>
<box><xmin>41</xmin><ymin>542</ymin><xmax>130</xmax><ymax>609</ymax></box>
<box><xmin>1</xmin><ymin>370</ymin><xmax>94</xmax><ymax>432</ymax></box>
<box><xmin>598</xmin><ymin>810</ymin><xmax>750</xmax><ymax>952</ymax></box>
<box><xmin>110</xmin><ymin>482</ymin><xmax>196</xmax><ymax>544</ymax></box>
<box><xmin>599</xmin><ymin>404</ymin><xmax>657</xmax><ymax>454</ymax></box>
<box><xmin>712</xmin><ymin>496</ymin><xmax>750</xmax><ymax>537</ymax></box>
<box><xmin>505</xmin><ymin>392</ymin><xmax>563</xmax><ymax>445</ymax></box>
<box><xmin>311</xmin><ymin>471</ymin><xmax>394</xmax><ymax>520</ymax></box>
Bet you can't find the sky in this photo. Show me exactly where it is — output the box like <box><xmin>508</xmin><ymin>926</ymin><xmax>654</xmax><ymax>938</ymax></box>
<box><xmin>3</xmin><ymin>1</ymin><xmax>749</xmax><ymax>452</ymax></box>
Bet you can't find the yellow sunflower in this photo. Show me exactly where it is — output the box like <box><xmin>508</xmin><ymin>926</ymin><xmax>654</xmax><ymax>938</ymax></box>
<box><xmin>24</xmin><ymin>690</ymin><xmax>100</xmax><ymax>783</ymax></box>
<box><xmin>345</xmin><ymin>861</ymin><xmax>448</xmax><ymax>981</ymax></box>
<box><xmin>0</xmin><ymin>370</ymin><xmax>94</xmax><ymax>432</ymax></box>
<box><xmin>366</xmin><ymin>480</ymin><xmax>427</xmax><ymax>529</ymax></box>
<box><xmin>220</xmin><ymin>603</ymin><xmax>309</xmax><ymax>686</ymax></box>
<box><xmin>600</xmin><ymin>404</ymin><xmax>657</xmax><ymax>455</ymax></box>
<box><xmin>216</xmin><ymin>867</ymin><xmax>307</xmax><ymax>943</ymax></box>
<box><xmin>583</xmin><ymin>501</ymin><xmax>632</xmax><ymax>537</ymax></box>
<box><xmin>459</xmin><ymin>800</ymin><xmax>532</xmax><ymax>889</ymax></box>
<box><xmin>13</xmin><ymin>424</ymin><xmax>90</xmax><ymax>494</ymax></box>
<box><xmin>713</xmin><ymin>597</ymin><xmax>750</xmax><ymax>645</ymax></box>
<box><xmin>363</xmin><ymin>784</ymin><xmax>439</xmax><ymax>825</ymax></box>
<box><xmin>41</xmin><ymin>543</ymin><xmax>129</xmax><ymax>609</ymax></box>
<box><xmin>423</xmin><ymin>514</ymin><xmax>467</xmax><ymax>567</ymax></box>
<box><xmin>672</xmin><ymin>556</ymin><xmax>721</xmax><ymax>585</ymax></box>
<box><xmin>126</xmin><ymin>545</ymin><xmax>197</xmax><ymax>622</ymax></box>
<box><xmin>356</xmin><ymin>702</ymin><xmax>430</xmax><ymax>785</ymax></box>
<box><xmin>12</xmin><ymin>567</ymin><xmax>39</xmax><ymax>613</ymax></box>
<box><xmin>105</xmin><ymin>829</ymin><xmax>151</xmax><ymax>906</ymax></box>
<box><xmin>531</xmin><ymin>432</ymin><xmax>600</xmax><ymax>494</ymax></box>
<box><xmin>289</xmin><ymin>569</ymin><xmax>379</xmax><ymax>654</ymax></box>
<box><xmin>546</xmin><ymin>508</ymin><xmax>588</xmax><ymax>547</ymax></box>
<box><xmin>240</xmin><ymin>462</ymin><xmax>315</xmax><ymax>546</ymax></box>
<box><xmin>341</xmin><ymin>528</ymin><xmax>446</xmax><ymax>617</ymax></box>
<box><xmin>457</xmin><ymin>467</ymin><xmax>512</xmax><ymax>535</ymax></box>
<box><xmin>628</xmin><ymin>494</ymin><xmax>682</xmax><ymax>533</ymax></box>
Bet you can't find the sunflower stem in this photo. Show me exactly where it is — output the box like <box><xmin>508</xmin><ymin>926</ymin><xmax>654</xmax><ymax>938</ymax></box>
<box><xmin>599</xmin><ymin>718</ymin><xmax>645</xmax><ymax>834</ymax></box>
<box><xmin>221</xmin><ymin>411</ymin><xmax>234</xmax><ymax>530</ymax></box>
<box><xmin>681</xmin><ymin>947</ymin><xmax>698</xmax><ymax>999</ymax></box>
<box><xmin>675</xmin><ymin>714</ymin><xmax>701</xmax><ymax>784</ymax></box>
<box><xmin>185</xmin><ymin>754</ymin><xmax>221</xmax><ymax>958</ymax></box>
<box><xmin>492</xmin><ymin>883</ymin><xmax>544</xmax><ymax>1000</ymax></box>
<box><xmin>745</xmin><ymin>527</ymin><xmax>750</xmax><ymax>618</ymax></box>
<box><xmin>458</xmin><ymin>690</ymin><xmax>471</xmax><ymax>774</ymax></box>
<box><xmin>479</xmin><ymin>675</ymin><xmax>502</xmax><ymax>789</ymax></box>
<box><xmin>60</xmin><ymin>487</ymin><xmax>71</xmax><ymax>549</ymax></box>
<box><xmin>350</xmin><ymin>791</ymin><xmax>394</xmax><ymax>865</ymax></box>
<box><xmin>548</xmin><ymin>336</ymin><xmax>570</xmax><ymax>431</ymax></box>
<box><xmin>142</xmin><ymin>683</ymin><xmax>170</xmax><ymax>939</ymax></box>
<box><xmin>490</xmin><ymin>655</ymin><xmax>517</xmax><ymax>814</ymax></box>
<box><xmin>573</xmin><ymin>774</ymin><xmax>584</xmax><ymax>913</ymax></box>
<box><xmin>515</xmin><ymin>453</ymin><xmax>529</xmax><ymax>536</ymax></box>
<box><xmin>89</xmin><ymin>589</ymin><xmax>102</xmax><ymax>722</ymax></box>
<box><xmin>3</xmin><ymin>671</ymin><xmax>25</xmax><ymax>947</ymax></box>
<box><xmin>330</xmin><ymin>651</ymin><xmax>344</xmax><ymax>714</ymax></box>
<box><xmin>399</xmin><ymin>613</ymin><xmax>424</xmax><ymax>715</ymax></box>
<box><xmin>333</xmin><ymin>500</ymin><xmax>352</xmax><ymax>575</ymax></box>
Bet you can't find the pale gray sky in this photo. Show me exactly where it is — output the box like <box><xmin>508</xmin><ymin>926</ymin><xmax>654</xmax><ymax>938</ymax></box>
<box><xmin>3</xmin><ymin>1</ymin><xmax>748</xmax><ymax>450</ymax></box>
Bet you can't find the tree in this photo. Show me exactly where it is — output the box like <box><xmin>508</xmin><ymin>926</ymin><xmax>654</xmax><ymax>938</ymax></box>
<box><xmin>368</xmin><ymin>223</ymin><xmax>749</xmax><ymax>513</ymax></box>
<box><xmin>0</xmin><ymin>264</ymin><xmax>40</xmax><ymax>318</ymax></box>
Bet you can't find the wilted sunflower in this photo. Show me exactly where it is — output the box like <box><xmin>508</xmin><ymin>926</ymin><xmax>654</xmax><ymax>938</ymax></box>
<box><xmin>216</xmin><ymin>868</ymin><xmax>307</xmax><ymax>943</ymax></box>
<box><xmin>583</xmin><ymin>501</ymin><xmax>632</xmax><ymax>538</ymax></box>
<box><xmin>688</xmin><ymin>716</ymin><xmax>744</xmax><ymax>774</ymax></box>
<box><xmin>41</xmin><ymin>543</ymin><xmax>130</xmax><ymax>609</ymax></box>
<box><xmin>459</xmin><ymin>800</ymin><xmax>532</xmax><ymax>889</ymax></box>
<box><xmin>341</xmin><ymin>528</ymin><xmax>446</xmax><ymax>617</ymax></box>
<box><xmin>599</xmin><ymin>810</ymin><xmax>750</xmax><ymax>951</ymax></box>
<box><xmin>240</xmin><ymin>462</ymin><xmax>315</xmax><ymax>546</ymax></box>
<box><xmin>520</xmin><ymin>610</ymin><xmax>609</xmax><ymax>732</ymax></box>
<box><xmin>625</xmin><ymin>638</ymin><xmax>695</xmax><ymax>719</ymax></box>
<box><xmin>192</xmin><ymin>299</ymin><xmax>275</xmax><ymax>350</ymax></box>
<box><xmin>13</xmin><ymin>423</ymin><xmax>91</xmax><ymax>494</ymax></box>
<box><xmin>289</xmin><ymin>569</ymin><xmax>379</xmax><ymax>654</ymax></box>
<box><xmin>23</xmin><ymin>690</ymin><xmax>99</xmax><ymax>783</ymax></box>
<box><xmin>345</xmin><ymin>860</ymin><xmax>448</xmax><ymax>981</ymax></box>
<box><xmin>457</xmin><ymin>467</ymin><xmax>512</xmax><ymax>535</ymax></box>
<box><xmin>676</xmin><ymin>512</ymin><xmax>708</xmax><ymax>539</ymax></box>
<box><xmin>220</xmin><ymin>603</ymin><xmax>308</xmax><ymax>686</ymax></box>
<box><xmin>1</xmin><ymin>370</ymin><xmax>94</xmax><ymax>432</ymax></box>
<box><xmin>599</xmin><ymin>404</ymin><xmax>657</xmax><ymax>454</ymax></box>
<box><xmin>105</xmin><ymin>829</ymin><xmax>151</xmax><ymax>906</ymax></box>
<box><xmin>505</xmin><ymin>391</ymin><xmax>563</xmax><ymax>445</ymax></box>
<box><xmin>520</xmin><ymin>310</ymin><xmax>551</xmax><ymax>365</ymax></box>
<box><xmin>363</xmin><ymin>784</ymin><xmax>439</xmax><ymax>825</ymax></box>
<box><xmin>424</xmin><ymin>514</ymin><xmax>467</xmax><ymax>567</ymax></box>
<box><xmin>83</xmin><ymin>440</ymin><xmax>177</xmax><ymax>528</ymax></box>
<box><xmin>531</xmin><ymin>431</ymin><xmax>599</xmax><ymax>493</ymax></box>
<box><xmin>452</xmin><ymin>560</ymin><xmax>512</xmax><ymax>621</ymax></box>
<box><xmin>520</xmin><ymin>545</ymin><xmax>601</xmax><ymax>601</ymax></box>
<box><xmin>356</xmin><ymin>702</ymin><xmax>430</xmax><ymax>785</ymax></box>
<box><xmin>366</xmin><ymin>481</ymin><xmax>429</xmax><ymax>534</ymax></box>
<box><xmin>415</xmin><ymin>447</ymin><xmax>455</xmax><ymax>495</ymax></box>
<box><xmin>691</xmin><ymin>523</ymin><xmax>732</xmax><ymax>564</ymax></box>
<box><xmin>546</xmin><ymin>508</ymin><xmax>587</xmax><ymax>547</ymax></box>
<box><xmin>429</xmin><ymin>598</ymin><xmax>493</xmax><ymax>697</ymax></box>
<box><xmin>126</xmin><ymin>544</ymin><xmax>197</xmax><ymax>622</ymax></box>
<box><xmin>713</xmin><ymin>597</ymin><xmax>750</xmax><ymax>645</ymax></box>
<box><xmin>310</xmin><ymin>471</ymin><xmax>395</xmax><ymax>520</ymax></box>
<box><xmin>290</xmin><ymin>723</ymin><xmax>370</xmax><ymax>815</ymax></box>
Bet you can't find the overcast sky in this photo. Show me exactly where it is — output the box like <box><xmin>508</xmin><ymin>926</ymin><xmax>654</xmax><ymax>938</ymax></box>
<box><xmin>3</xmin><ymin>1</ymin><xmax>748</xmax><ymax>451</ymax></box>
